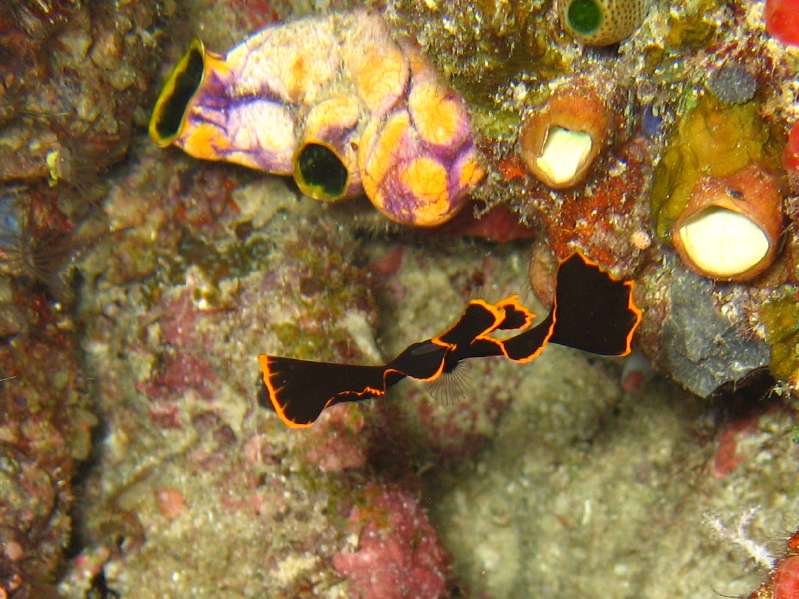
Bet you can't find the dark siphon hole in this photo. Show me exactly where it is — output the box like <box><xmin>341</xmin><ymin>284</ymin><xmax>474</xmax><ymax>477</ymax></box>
<box><xmin>296</xmin><ymin>143</ymin><xmax>347</xmax><ymax>199</ymax></box>
<box><xmin>154</xmin><ymin>45</ymin><xmax>204</xmax><ymax>141</ymax></box>
<box><xmin>567</xmin><ymin>0</ymin><xmax>602</xmax><ymax>35</ymax></box>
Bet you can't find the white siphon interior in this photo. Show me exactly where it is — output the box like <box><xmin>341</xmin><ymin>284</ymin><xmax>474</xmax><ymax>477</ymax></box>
<box><xmin>536</xmin><ymin>126</ymin><xmax>593</xmax><ymax>184</ymax></box>
<box><xmin>678</xmin><ymin>206</ymin><xmax>769</xmax><ymax>277</ymax></box>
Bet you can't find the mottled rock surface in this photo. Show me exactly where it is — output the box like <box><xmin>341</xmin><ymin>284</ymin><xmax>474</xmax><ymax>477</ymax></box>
<box><xmin>662</xmin><ymin>263</ymin><xmax>772</xmax><ymax>397</ymax></box>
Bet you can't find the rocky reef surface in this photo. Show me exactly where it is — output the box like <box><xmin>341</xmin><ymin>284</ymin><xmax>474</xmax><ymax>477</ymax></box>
<box><xmin>0</xmin><ymin>1</ymin><xmax>797</xmax><ymax>598</ymax></box>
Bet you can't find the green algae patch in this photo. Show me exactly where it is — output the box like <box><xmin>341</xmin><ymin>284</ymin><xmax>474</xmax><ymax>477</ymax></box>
<box><xmin>650</xmin><ymin>94</ymin><xmax>783</xmax><ymax>240</ymax></box>
<box><xmin>453</xmin><ymin>33</ymin><xmax>568</xmax><ymax>140</ymax></box>
<box><xmin>472</xmin><ymin>106</ymin><xmax>523</xmax><ymax>140</ymax></box>
<box><xmin>272</xmin><ymin>321</ymin><xmax>331</xmax><ymax>361</ymax></box>
<box><xmin>173</xmin><ymin>229</ymin><xmax>275</xmax><ymax>284</ymax></box>
<box><xmin>664</xmin><ymin>0</ymin><xmax>719</xmax><ymax>50</ymax></box>
<box><xmin>386</xmin><ymin>0</ymin><xmax>569</xmax><ymax>140</ymax></box>
<box><xmin>760</xmin><ymin>292</ymin><xmax>799</xmax><ymax>383</ymax></box>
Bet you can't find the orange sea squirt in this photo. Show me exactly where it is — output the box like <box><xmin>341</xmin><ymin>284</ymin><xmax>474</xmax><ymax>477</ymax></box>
<box><xmin>671</xmin><ymin>164</ymin><xmax>784</xmax><ymax>282</ymax></box>
<box><xmin>519</xmin><ymin>83</ymin><xmax>611</xmax><ymax>189</ymax></box>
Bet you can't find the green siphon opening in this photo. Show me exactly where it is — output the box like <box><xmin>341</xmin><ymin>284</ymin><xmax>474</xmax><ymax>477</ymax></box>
<box><xmin>295</xmin><ymin>143</ymin><xmax>348</xmax><ymax>201</ymax></box>
<box><xmin>567</xmin><ymin>0</ymin><xmax>603</xmax><ymax>35</ymax></box>
<box><xmin>151</xmin><ymin>41</ymin><xmax>205</xmax><ymax>144</ymax></box>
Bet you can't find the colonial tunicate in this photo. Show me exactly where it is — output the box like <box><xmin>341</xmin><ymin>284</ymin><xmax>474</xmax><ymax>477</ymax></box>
<box><xmin>149</xmin><ymin>11</ymin><xmax>484</xmax><ymax>227</ymax></box>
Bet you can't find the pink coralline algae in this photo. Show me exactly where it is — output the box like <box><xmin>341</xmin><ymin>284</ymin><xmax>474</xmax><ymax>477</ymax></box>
<box><xmin>139</xmin><ymin>351</ymin><xmax>219</xmax><ymax>404</ymax></box>
<box><xmin>227</xmin><ymin>0</ymin><xmax>281</xmax><ymax>31</ymax></box>
<box><xmin>303</xmin><ymin>405</ymin><xmax>368</xmax><ymax>472</ymax></box>
<box><xmin>158</xmin><ymin>287</ymin><xmax>213</xmax><ymax>347</ymax></box>
<box><xmin>333</xmin><ymin>486</ymin><xmax>449</xmax><ymax>599</ymax></box>
<box><xmin>712</xmin><ymin>415</ymin><xmax>758</xmax><ymax>479</ymax></box>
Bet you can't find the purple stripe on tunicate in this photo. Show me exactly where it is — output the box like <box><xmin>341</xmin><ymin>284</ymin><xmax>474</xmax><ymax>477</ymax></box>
<box><xmin>196</xmin><ymin>67</ymin><xmax>287</xmax><ymax>112</ymax></box>
<box><xmin>195</xmin><ymin>90</ymin><xmax>286</xmax><ymax>117</ymax></box>
<box><xmin>184</xmin><ymin>96</ymin><xmax>296</xmax><ymax>174</ymax></box>
<box><xmin>221</xmin><ymin>94</ymin><xmax>285</xmax><ymax>117</ymax></box>
<box><xmin>447</xmin><ymin>146</ymin><xmax>478</xmax><ymax>205</ymax></box>
<box><xmin>187</xmin><ymin>110</ymin><xmax>226</xmax><ymax>131</ymax></box>
<box><xmin>189</xmin><ymin>105</ymin><xmax>227</xmax><ymax>129</ymax></box>
<box><xmin>191</xmin><ymin>93</ymin><xmax>226</xmax><ymax>113</ymax></box>
<box><xmin>194</xmin><ymin>71</ymin><xmax>232</xmax><ymax>110</ymax></box>
<box><xmin>379</xmin><ymin>165</ymin><xmax>419</xmax><ymax>224</ymax></box>
<box><xmin>193</xmin><ymin>94</ymin><xmax>228</xmax><ymax>112</ymax></box>
<box><xmin>370</xmin><ymin>111</ymin><xmax>421</xmax><ymax>166</ymax></box>
<box><xmin>390</xmin><ymin>70</ymin><xmax>411</xmax><ymax>116</ymax></box>
<box><xmin>177</xmin><ymin>115</ymin><xmax>229</xmax><ymax>160</ymax></box>
<box><xmin>232</xmin><ymin>84</ymin><xmax>286</xmax><ymax>107</ymax></box>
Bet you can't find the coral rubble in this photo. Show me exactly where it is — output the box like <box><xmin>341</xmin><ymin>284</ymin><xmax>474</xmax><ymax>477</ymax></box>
<box><xmin>0</xmin><ymin>1</ymin><xmax>169</xmax><ymax>596</ymax></box>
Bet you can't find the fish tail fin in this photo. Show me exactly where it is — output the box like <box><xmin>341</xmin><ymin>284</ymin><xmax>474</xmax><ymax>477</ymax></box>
<box><xmin>549</xmin><ymin>253</ymin><xmax>642</xmax><ymax>356</ymax></box>
<box><xmin>257</xmin><ymin>355</ymin><xmax>387</xmax><ymax>428</ymax></box>
<box><xmin>424</xmin><ymin>359</ymin><xmax>476</xmax><ymax>406</ymax></box>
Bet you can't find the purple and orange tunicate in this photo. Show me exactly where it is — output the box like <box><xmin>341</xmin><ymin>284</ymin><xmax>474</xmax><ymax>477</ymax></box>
<box><xmin>149</xmin><ymin>11</ymin><xmax>484</xmax><ymax>227</ymax></box>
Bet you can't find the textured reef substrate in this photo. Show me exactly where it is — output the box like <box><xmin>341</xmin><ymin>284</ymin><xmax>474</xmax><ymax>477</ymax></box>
<box><xmin>0</xmin><ymin>1</ymin><xmax>797</xmax><ymax>598</ymax></box>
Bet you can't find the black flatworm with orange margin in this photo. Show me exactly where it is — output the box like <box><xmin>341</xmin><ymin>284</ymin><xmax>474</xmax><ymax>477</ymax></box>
<box><xmin>258</xmin><ymin>253</ymin><xmax>642</xmax><ymax>429</ymax></box>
